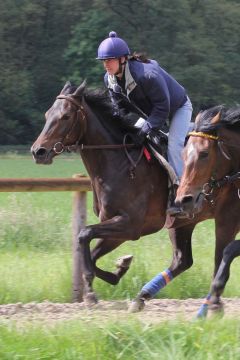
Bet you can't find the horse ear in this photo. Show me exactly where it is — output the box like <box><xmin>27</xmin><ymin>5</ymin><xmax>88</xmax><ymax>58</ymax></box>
<box><xmin>73</xmin><ymin>80</ymin><xmax>87</xmax><ymax>98</ymax></box>
<box><xmin>211</xmin><ymin>111</ymin><xmax>221</xmax><ymax>124</ymax></box>
<box><xmin>60</xmin><ymin>81</ymin><xmax>72</xmax><ymax>94</ymax></box>
<box><xmin>195</xmin><ymin>112</ymin><xmax>202</xmax><ymax>123</ymax></box>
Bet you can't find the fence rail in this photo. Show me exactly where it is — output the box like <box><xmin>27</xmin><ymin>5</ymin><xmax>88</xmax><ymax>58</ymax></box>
<box><xmin>0</xmin><ymin>175</ymin><xmax>92</xmax><ymax>302</ymax></box>
<box><xmin>0</xmin><ymin>177</ymin><xmax>91</xmax><ymax>192</ymax></box>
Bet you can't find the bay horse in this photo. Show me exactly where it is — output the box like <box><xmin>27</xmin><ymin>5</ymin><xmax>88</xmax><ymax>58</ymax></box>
<box><xmin>31</xmin><ymin>81</ymin><xmax>216</xmax><ymax>311</ymax></box>
<box><xmin>175</xmin><ymin>106</ymin><xmax>240</xmax><ymax>316</ymax></box>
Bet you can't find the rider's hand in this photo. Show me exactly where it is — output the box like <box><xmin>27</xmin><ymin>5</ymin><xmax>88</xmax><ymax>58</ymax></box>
<box><xmin>134</xmin><ymin>129</ymin><xmax>146</xmax><ymax>146</ymax></box>
<box><xmin>134</xmin><ymin>122</ymin><xmax>152</xmax><ymax>145</ymax></box>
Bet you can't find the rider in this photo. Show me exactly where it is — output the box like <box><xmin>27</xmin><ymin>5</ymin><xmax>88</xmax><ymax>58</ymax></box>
<box><xmin>96</xmin><ymin>31</ymin><xmax>193</xmax><ymax>213</ymax></box>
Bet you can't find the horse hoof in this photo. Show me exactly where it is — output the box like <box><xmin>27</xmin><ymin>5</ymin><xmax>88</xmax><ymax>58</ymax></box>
<box><xmin>128</xmin><ymin>298</ymin><xmax>145</xmax><ymax>313</ymax></box>
<box><xmin>116</xmin><ymin>255</ymin><xmax>133</xmax><ymax>269</ymax></box>
<box><xmin>83</xmin><ymin>292</ymin><xmax>98</xmax><ymax>307</ymax></box>
<box><xmin>209</xmin><ymin>302</ymin><xmax>224</xmax><ymax>317</ymax></box>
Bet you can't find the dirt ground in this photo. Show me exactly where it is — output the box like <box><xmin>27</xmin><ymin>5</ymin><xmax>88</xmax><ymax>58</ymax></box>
<box><xmin>0</xmin><ymin>298</ymin><xmax>239</xmax><ymax>326</ymax></box>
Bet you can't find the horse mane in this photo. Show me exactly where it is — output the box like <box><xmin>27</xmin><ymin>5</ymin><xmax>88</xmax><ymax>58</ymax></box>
<box><xmin>195</xmin><ymin>105</ymin><xmax>240</xmax><ymax>134</ymax></box>
<box><xmin>64</xmin><ymin>82</ymin><xmax>126</xmax><ymax>133</ymax></box>
<box><xmin>64</xmin><ymin>83</ymin><xmax>116</xmax><ymax>121</ymax></box>
<box><xmin>85</xmin><ymin>90</ymin><xmax>117</xmax><ymax>122</ymax></box>
<box><xmin>65</xmin><ymin>82</ymin><xmax>136</xmax><ymax>141</ymax></box>
<box><xmin>84</xmin><ymin>88</ymin><xmax>131</xmax><ymax>139</ymax></box>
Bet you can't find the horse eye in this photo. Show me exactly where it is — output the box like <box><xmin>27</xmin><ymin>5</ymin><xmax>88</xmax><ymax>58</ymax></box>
<box><xmin>62</xmin><ymin>114</ymin><xmax>70</xmax><ymax>120</ymax></box>
<box><xmin>199</xmin><ymin>151</ymin><xmax>209</xmax><ymax>159</ymax></box>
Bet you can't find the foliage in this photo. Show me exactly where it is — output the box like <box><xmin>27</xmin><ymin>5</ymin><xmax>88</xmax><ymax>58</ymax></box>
<box><xmin>0</xmin><ymin>0</ymin><xmax>240</xmax><ymax>144</ymax></box>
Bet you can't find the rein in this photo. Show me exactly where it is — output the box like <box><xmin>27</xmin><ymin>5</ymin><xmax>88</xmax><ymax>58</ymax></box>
<box><xmin>80</xmin><ymin>144</ymin><xmax>136</xmax><ymax>150</ymax></box>
<box><xmin>188</xmin><ymin>130</ymin><xmax>240</xmax><ymax>201</ymax></box>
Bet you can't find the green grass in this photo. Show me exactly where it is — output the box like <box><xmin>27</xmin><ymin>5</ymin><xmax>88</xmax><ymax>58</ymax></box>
<box><xmin>0</xmin><ymin>250</ymin><xmax>72</xmax><ymax>303</ymax></box>
<box><xmin>0</xmin><ymin>318</ymin><xmax>239</xmax><ymax>359</ymax></box>
<box><xmin>0</xmin><ymin>153</ymin><xmax>239</xmax><ymax>303</ymax></box>
<box><xmin>0</xmin><ymin>151</ymin><xmax>85</xmax><ymax>178</ymax></box>
<box><xmin>0</xmin><ymin>152</ymin><xmax>240</xmax><ymax>359</ymax></box>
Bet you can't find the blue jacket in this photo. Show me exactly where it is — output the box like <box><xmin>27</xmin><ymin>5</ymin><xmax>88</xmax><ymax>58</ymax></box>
<box><xmin>104</xmin><ymin>59</ymin><xmax>187</xmax><ymax>129</ymax></box>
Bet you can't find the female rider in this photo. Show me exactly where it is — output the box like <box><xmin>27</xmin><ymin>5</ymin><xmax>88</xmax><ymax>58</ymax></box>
<box><xmin>96</xmin><ymin>31</ymin><xmax>193</xmax><ymax>213</ymax></box>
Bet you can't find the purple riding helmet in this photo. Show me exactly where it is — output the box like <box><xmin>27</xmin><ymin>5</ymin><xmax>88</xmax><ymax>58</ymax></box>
<box><xmin>96</xmin><ymin>31</ymin><xmax>130</xmax><ymax>60</ymax></box>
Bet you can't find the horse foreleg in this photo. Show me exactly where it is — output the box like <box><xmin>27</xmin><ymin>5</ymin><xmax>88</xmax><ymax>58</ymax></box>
<box><xmin>91</xmin><ymin>238</ymin><xmax>133</xmax><ymax>285</ymax></box>
<box><xmin>196</xmin><ymin>240</ymin><xmax>240</xmax><ymax>318</ymax></box>
<box><xmin>78</xmin><ymin>214</ymin><xmax>137</xmax><ymax>305</ymax></box>
<box><xmin>78</xmin><ymin>227</ymin><xmax>97</xmax><ymax>305</ymax></box>
<box><xmin>211</xmin><ymin>240</ymin><xmax>240</xmax><ymax>298</ymax></box>
<box><xmin>207</xmin><ymin>216</ymin><xmax>240</xmax><ymax>312</ymax></box>
<box><xmin>129</xmin><ymin>224</ymin><xmax>195</xmax><ymax>312</ymax></box>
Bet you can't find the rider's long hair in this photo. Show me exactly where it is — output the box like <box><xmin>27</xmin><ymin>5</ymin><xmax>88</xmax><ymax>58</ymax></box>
<box><xmin>129</xmin><ymin>52</ymin><xmax>150</xmax><ymax>63</ymax></box>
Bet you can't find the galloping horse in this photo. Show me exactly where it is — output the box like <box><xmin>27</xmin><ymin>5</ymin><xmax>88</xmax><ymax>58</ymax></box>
<box><xmin>175</xmin><ymin>106</ymin><xmax>240</xmax><ymax>316</ymax></box>
<box><xmin>31</xmin><ymin>81</ymin><xmax>216</xmax><ymax>310</ymax></box>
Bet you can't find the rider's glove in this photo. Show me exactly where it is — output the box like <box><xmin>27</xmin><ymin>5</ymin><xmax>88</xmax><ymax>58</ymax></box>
<box><xmin>133</xmin><ymin>122</ymin><xmax>152</xmax><ymax>146</ymax></box>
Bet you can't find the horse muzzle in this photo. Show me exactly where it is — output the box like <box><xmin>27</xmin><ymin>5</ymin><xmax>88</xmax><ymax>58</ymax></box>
<box><xmin>175</xmin><ymin>191</ymin><xmax>205</xmax><ymax>216</ymax></box>
<box><xmin>31</xmin><ymin>145</ymin><xmax>54</xmax><ymax>164</ymax></box>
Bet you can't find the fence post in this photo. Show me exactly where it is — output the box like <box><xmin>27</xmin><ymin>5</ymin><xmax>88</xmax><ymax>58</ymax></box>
<box><xmin>72</xmin><ymin>174</ymin><xmax>87</xmax><ymax>302</ymax></box>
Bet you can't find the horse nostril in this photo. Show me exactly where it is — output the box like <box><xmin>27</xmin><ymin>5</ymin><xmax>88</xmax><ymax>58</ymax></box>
<box><xmin>34</xmin><ymin>147</ymin><xmax>47</xmax><ymax>157</ymax></box>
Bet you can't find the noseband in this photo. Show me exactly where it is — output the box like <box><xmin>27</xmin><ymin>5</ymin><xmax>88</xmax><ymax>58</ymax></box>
<box><xmin>188</xmin><ymin>131</ymin><xmax>240</xmax><ymax>201</ymax></box>
<box><xmin>53</xmin><ymin>95</ymin><xmax>87</xmax><ymax>154</ymax></box>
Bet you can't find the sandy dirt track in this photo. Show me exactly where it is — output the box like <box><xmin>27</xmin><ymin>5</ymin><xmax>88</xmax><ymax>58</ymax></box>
<box><xmin>0</xmin><ymin>298</ymin><xmax>239</xmax><ymax>325</ymax></box>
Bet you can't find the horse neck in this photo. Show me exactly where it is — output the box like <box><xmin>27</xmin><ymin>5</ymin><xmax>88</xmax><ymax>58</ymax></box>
<box><xmin>81</xmin><ymin>99</ymin><xmax>118</xmax><ymax>146</ymax></box>
<box><xmin>80</xmin><ymin>99</ymin><xmax>125</xmax><ymax>178</ymax></box>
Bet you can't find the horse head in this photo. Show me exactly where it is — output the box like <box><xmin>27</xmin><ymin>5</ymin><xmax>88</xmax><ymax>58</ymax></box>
<box><xmin>31</xmin><ymin>81</ymin><xmax>86</xmax><ymax>164</ymax></box>
<box><xmin>175</xmin><ymin>106</ymin><xmax>240</xmax><ymax>216</ymax></box>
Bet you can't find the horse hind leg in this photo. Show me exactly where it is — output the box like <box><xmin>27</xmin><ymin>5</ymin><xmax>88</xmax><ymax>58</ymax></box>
<box><xmin>196</xmin><ymin>240</ymin><xmax>240</xmax><ymax>318</ymax></box>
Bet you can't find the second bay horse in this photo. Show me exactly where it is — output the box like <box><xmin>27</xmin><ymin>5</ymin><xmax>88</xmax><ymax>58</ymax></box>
<box><xmin>175</xmin><ymin>106</ymin><xmax>240</xmax><ymax>316</ymax></box>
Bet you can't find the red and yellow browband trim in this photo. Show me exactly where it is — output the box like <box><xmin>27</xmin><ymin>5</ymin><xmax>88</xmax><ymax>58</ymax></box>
<box><xmin>188</xmin><ymin>131</ymin><xmax>219</xmax><ymax>141</ymax></box>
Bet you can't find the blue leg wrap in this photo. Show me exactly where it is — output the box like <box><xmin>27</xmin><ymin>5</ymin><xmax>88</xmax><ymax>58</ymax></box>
<box><xmin>196</xmin><ymin>293</ymin><xmax>211</xmax><ymax>319</ymax></box>
<box><xmin>141</xmin><ymin>269</ymin><xmax>173</xmax><ymax>297</ymax></box>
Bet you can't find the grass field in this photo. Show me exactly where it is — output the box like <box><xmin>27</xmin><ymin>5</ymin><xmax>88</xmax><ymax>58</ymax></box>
<box><xmin>0</xmin><ymin>152</ymin><xmax>239</xmax><ymax>359</ymax></box>
<box><xmin>0</xmin><ymin>152</ymin><xmax>239</xmax><ymax>302</ymax></box>
<box><xmin>0</xmin><ymin>318</ymin><xmax>240</xmax><ymax>360</ymax></box>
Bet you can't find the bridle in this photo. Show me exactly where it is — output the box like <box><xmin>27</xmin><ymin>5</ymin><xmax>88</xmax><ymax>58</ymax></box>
<box><xmin>54</xmin><ymin>95</ymin><xmax>138</xmax><ymax>150</ymax></box>
<box><xmin>53</xmin><ymin>95</ymin><xmax>143</xmax><ymax>178</ymax></box>
<box><xmin>188</xmin><ymin>131</ymin><xmax>240</xmax><ymax>201</ymax></box>
<box><xmin>52</xmin><ymin>95</ymin><xmax>87</xmax><ymax>154</ymax></box>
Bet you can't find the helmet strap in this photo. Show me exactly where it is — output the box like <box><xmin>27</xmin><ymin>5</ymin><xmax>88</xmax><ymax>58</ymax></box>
<box><xmin>115</xmin><ymin>57</ymin><xmax>127</xmax><ymax>77</ymax></box>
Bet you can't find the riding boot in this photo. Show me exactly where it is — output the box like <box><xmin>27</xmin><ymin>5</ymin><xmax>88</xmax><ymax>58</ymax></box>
<box><xmin>166</xmin><ymin>184</ymin><xmax>182</xmax><ymax>216</ymax></box>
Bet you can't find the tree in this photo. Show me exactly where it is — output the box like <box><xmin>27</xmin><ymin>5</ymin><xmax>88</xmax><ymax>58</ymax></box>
<box><xmin>0</xmin><ymin>0</ymin><xmax>239</xmax><ymax>144</ymax></box>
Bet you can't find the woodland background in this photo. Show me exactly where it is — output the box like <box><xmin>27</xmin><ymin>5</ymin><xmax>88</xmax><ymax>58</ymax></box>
<box><xmin>0</xmin><ymin>0</ymin><xmax>239</xmax><ymax>144</ymax></box>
